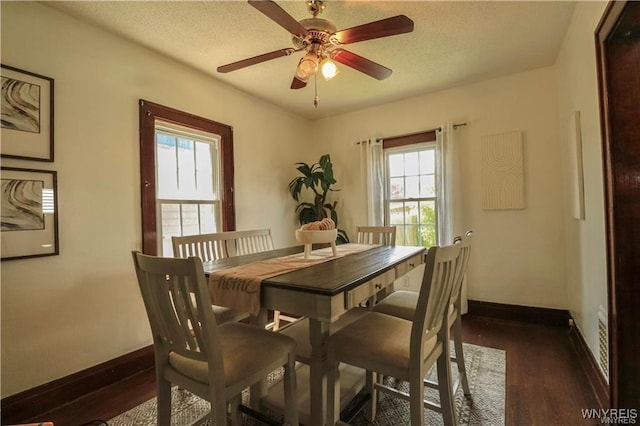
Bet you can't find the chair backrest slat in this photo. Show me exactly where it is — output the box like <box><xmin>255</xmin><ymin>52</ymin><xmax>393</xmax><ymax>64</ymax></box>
<box><xmin>450</xmin><ymin>231</ymin><xmax>473</xmax><ymax>306</ymax></box>
<box><xmin>410</xmin><ymin>244</ymin><xmax>462</xmax><ymax>355</ymax></box>
<box><xmin>356</xmin><ymin>226</ymin><xmax>396</xmax><ymax>246</ymax></box>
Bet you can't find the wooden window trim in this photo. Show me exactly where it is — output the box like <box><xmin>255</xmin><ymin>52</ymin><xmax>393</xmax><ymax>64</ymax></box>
<box><xmin>382</xmin><ymin>130</ymin><xmax>437</xmax><ymax>150</ymax></box>
<box><xmin>139</xmin><ymin>100</ymin><xmax>235</xmax><ymax>255</ymax></box>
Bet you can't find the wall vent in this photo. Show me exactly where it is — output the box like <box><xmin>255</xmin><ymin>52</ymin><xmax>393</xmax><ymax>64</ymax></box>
<box><xmin>598</xmin><ymin>306</ymin><xmax>609</xmax><ymax>381</ymax></box>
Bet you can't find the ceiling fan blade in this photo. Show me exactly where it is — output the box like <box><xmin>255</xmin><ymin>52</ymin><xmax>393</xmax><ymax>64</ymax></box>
<box><xmin>249</xmin><ymin>0</ymin><xmax>310</xmax><ymax>37</ymax></box>
<box><xmin>331</xmin><ymin>48</ymin><xmax>392</xmax><ymax>80</ymax></box>
<box><xmin>217</xmin><ymin>48</ymin><xmax>295</xmax><ymax>73</ymax></box>
<box><xmin>291</xmin><ymin>76</ymin><xmax>307</xmax><ymax>89</ymax></box>
<box><xmin>334</xmin><ymin>15</ymin><xmax>414</xmax><ymax>45</ymax></box>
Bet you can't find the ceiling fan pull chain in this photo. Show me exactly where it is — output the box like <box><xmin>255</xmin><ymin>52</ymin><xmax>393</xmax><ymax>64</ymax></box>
<box><xmin>314</xmin><ymin>74</ymin><xmax>319</xmax><ymax>108</ymax></box>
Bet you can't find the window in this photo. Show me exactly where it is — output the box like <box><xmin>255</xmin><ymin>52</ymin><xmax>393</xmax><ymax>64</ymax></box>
<box><xmin>139</xmin><ymin>100</ymin><xmax>235</xmax><ymax>256</ymax></box>
<box><xmin>383</xmin><ymin>131</ymin><xmax>438</xmax><ymax>247</ymax></box>
<box><xmin>156</xmin><ymin>123</ymin><xmax>222</xmax><ymax>256</ymax></box>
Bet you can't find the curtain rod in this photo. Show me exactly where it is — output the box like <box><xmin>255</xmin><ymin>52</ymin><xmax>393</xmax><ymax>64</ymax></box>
<box><xmin>355</xmin><ymin>122</ymin><xmax>469</xmax><ymax>145</ymax></box>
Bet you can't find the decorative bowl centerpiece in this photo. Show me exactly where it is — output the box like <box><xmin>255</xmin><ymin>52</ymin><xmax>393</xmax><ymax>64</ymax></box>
<box><xmin>295</xmin><ymin>218</ymin><xmax>338</xmax><ymax>258</ymax></box>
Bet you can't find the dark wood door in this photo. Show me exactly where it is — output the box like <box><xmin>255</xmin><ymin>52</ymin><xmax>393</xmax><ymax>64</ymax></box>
<box><xmin>596</xmin><ymin>0</ymin><xmax>640</xmax><ymax>410</ymax></box>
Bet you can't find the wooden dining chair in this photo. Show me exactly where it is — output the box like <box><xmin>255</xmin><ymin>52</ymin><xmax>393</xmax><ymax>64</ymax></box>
<box><xmin>171</xmin><ymin>232</ymin><xmax>232</xmax><ymax>261</ymax></box>
<box><xmin>326</xmin><ymin>243</ymin><xmax>462</xmax><ymax>426</ymax></box>
<box><xmin>224</xmin><ymin>229</ymin><xmax>297</xmax><ymax>330</ymax></box>
<box><xmin>171</xmin><ymin>233</ymin><xmax>250</xmax><ymax>325</ymax></box>
<box><xmin>355</xmin><ymin>225</ymin><xmax>397</xmax><ymax>305</ymax></box>
<box><xmin>226</xmin><ymin>228</ymin><xmax>275</xmax><ymax>256</ymax></box>
<box><xmin>131</xmin><ymin>251</ymin><xmax>299</xmax><ymax>426</ymax></box>
<box><xmin>171</xmin><ymin>229</ymin><xmax>274</xmax><ymax>261</ymax></box>
<box><xmin>173</xmin><ymin>229</ymin><xmax>296</xmax><ymax>330</ymax></box>
<box><xmin>373</xmin><ymin>231</ymin><xmax>473</xmax><ymax>398</ymax></box>
<box><xmin>356</xmin><ymin>225</ymin><xmax>397</xmax><ymax>246</ymax></box>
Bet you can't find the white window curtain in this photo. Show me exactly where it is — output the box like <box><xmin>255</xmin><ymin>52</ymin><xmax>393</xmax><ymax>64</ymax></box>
<box><xmin>359</xmin><ymin>138</ymin><xmax>384</xmax><ymax>226</ymax></box>
<box><xmin>436</xmin><ymin>123</ymin><xmax>468</xmax><ymax>313</ymax></box>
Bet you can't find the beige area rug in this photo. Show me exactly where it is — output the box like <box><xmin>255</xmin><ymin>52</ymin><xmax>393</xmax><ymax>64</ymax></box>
<box><xmin>108</xmin><ymin>343</ymin><xmax>505</xmax><ymax>425</ymax></box>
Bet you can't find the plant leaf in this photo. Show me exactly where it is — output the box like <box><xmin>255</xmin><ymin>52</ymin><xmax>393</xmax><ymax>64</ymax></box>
<box><xmin>288</xmin><ymin>177</ymin><xmax>305</xmax><ymax>201</ymax></box>
<box><xmin>337</xmin><ymin>229</ymin><xmax>350</xmax><ymax>244</ymax></box>
<box><xmin>296</xmin><ymin>163</ymin><xmax>313</xmax><ymax>177</ymax></box>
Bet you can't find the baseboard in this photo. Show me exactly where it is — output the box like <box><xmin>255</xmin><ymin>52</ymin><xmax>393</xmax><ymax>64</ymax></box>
<box><xmin>568</xmin><ymin>324</ymin><xmax>610</xmax><ymax>410</ymax></box>
<box><xmin>1</xmin><ymin>345</ymin><xmax>154</xmax><ymax>424</ymax></box>
<box><xmin>467</xmin><ymin>300</ymin><xmax>571</xmax><ymax>328</ymax></box>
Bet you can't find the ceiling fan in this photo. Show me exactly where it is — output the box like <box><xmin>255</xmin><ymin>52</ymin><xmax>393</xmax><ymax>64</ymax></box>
<box><xmin>217</xmin><ymin>0</ymin><xmax>414</xmax><ymax>92</ymax></box>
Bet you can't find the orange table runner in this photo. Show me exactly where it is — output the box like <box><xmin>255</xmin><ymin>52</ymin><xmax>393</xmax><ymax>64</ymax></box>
<box><xmin>209</xmin><ymin>243</ymin><xmax>376</xmax><ymax>316</ymax></box>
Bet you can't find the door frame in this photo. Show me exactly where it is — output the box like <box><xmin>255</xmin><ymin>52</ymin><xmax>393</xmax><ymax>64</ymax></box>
<box><xmin>595</xmin><ymin>0</ymin><xmax>640</xmax><ymax>410</ymax></box>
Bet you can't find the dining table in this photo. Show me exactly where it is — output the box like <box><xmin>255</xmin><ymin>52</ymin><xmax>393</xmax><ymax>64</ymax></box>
<box><xmin>203</xmin><ymin>243</ymin><xmax>425</xmax><ymax>426</ymax></box>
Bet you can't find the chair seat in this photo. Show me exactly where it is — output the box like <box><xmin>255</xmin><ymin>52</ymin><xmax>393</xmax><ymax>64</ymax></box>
<box><xmin>374</xmin><ymin>290</ymin><xmax>418</xmax><ymax>320</ymax></box>
<box><xmin>169</xmin><ymin>322</ymin><xmax>295</xmax><ymax>387</ymax></box>
<box><xmin>279</xmin><ymin>308</ymin><xmax>368</xmax><ymax>364</ymax></box>
<box><xmin>329</xmin><ymin>311</ymin><xmax>438</xmax><ymax>380</ymax></box>
<box><xmin>375</xmin><ymin>291</ymin><xmax>458</xmax><ymax>323</ymax></box>
<box><xmin>212</xmin><ymin>305</ymin><xmax>249</xmax><ymax>324</ymax></box>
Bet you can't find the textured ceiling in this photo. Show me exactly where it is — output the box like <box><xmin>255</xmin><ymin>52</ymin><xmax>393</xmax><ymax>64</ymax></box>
<box><xmin>46</xmin><ymin>1</ymin><xmax>576</xmax><ymax>120</ymax></box>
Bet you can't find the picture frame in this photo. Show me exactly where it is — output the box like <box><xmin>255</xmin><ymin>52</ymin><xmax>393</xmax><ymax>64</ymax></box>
<box><xmin>1</xmin><ymin>64</ymin><xmax>54</xmax><ymax>162</ymax></box>
<box><xmin>1</xmin><ymin>167</ymin><xmax>59</xmax><ymax>260</ymax></box>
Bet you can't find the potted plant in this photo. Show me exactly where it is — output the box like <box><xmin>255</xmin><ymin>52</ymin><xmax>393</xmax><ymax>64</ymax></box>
<box><xmin>288</xmin><ymin>154</ymin><xmax>349</xmax><ymax>243</ymax></box>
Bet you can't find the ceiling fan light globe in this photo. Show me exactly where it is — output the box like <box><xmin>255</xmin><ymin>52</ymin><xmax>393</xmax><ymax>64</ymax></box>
<box><xmin>321</xmin><ymin>59</ymin><xmax>339</xmax><ymax>80</ymax></box>
<box><xmin>296</xmin><ymin>53</ymin><xmax>319</xmax><ymax>79</ymax></box>
<box><xmin>294</xmin><ymin>72</ymin><xmax>309</xmax><ymax>83</ymax></box>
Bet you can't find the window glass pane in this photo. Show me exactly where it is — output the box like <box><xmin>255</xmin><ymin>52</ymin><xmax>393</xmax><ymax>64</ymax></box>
<box><xmin>419</xmin><ymin>150</ymin><xmax>435</xmax><ymax>174</ymax></box>
<box><xmin>389</xmin><ymin>202</ymin><xmax>405</xmax><ymax>225</ymax></box>
<box><xmin>420</xmin><ymin>225</ymin><xmax>437</xmax><ymax>247</ymax></box>
<box><xmin>405</xmin><ymin>201</ymin><xmax>419</xmax><ymax>225</ymax></box>
<box><xmin>389</xmin><ymin>177</ymin><xmax>405</xmax><ymax>200</ymax></box>
<box><xmin>160</xmin><ymin>203</ymin><xmax>180</xmax><ymax>257</ymax></box>
<box><xmin>160</xmin><ymin>203</ymin><xmax>180</xmax><ymax>236</ymax></box>
<box><xmin>406</xmin><ymin>176</ymin><xmax>419</xmax><ymax>198</ymax></box>
<box><xmin>396</xmin><ymin>225</ymin><xmax>407</xmax><ymax>246</ymax></box>
<box><xmin>157</xmin><ymin>133</ymin><xmax>177</xmax><ymax>198</ymax></box>
<box><xmin>199</xmin><ymin>203</ymin><xmax>217</xmax><ymax>234</ymax></box>
<box><xmin>404</xmin><ymin>152</ymin><xmax>419</xmax><ymax>176</ymax></box>
<box><xmin>195</xmin><ymin>142</ymin><xmax>215</xmax><ymax>200</ymax></box>
<box><xmin>420</xmin><ymin>175</ymin><xmax>436</xmax><ymax>197</ymax></box>
<box><xmin>419</xmin><ymin>200</ymin><xmax>436</xmax><ymax>225</ymax></box>
<box><xmin>177</xmin><ymin>138</ymin><xmax>197</xmax><ymax>199</ymax></box>
<box><xmin>404</xmin><ymin>224</ymin><xmax>419</xmax><ymax>246</ymax></box>
<box><xmin>181</xmin><ymin>204</ymin><xmax>199</xmax><ymax>236</ymax></box>
<box><xmin>388</xmin><ymin>154</ymin><xmax>404</xmax><ymax>177</ymax></box>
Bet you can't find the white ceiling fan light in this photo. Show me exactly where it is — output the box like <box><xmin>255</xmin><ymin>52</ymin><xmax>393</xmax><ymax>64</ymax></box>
<box><xmin>295</xmin><ymin>52</ymin><xmax>320</xmax><ymax>82</ymax></box>
<box><xmin>320</xmin><ymin>57</ymin><xmax>339</xmax><ymax>80</ymax></box>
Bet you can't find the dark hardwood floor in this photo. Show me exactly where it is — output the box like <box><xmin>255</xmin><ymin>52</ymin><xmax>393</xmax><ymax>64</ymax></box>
<box><xmin>20</xmin><ymin>315</ymin><xmax>600</xmax><ymax>426</ymax></box>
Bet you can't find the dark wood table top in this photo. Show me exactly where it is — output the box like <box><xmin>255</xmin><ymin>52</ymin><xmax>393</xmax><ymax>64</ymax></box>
<box><xmin>203</xmin><ymin>244</ymin><xmax>425</xmax><ymax>296</ymax></box>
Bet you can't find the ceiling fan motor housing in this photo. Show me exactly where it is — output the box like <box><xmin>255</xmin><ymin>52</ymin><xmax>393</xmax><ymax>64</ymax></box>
<box><xmin>292</xmin><ymin>18</ymin><xmax>338</xmax><ymax>50</ymax></box>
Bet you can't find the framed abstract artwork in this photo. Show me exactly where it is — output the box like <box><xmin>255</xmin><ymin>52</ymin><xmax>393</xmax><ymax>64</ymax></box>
<box><xmin>1</xmin><ymin>64</ymin><xmax>54</xmax><ymax>161</ymax></box>
<box><xmin>1</xmin><ymin>167</ymin><xmax>59</xmax><ymax>260</ymax></box>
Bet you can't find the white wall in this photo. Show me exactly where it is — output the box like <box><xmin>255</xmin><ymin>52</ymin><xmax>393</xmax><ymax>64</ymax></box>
<box><xmin>555</xmin><ymin>1</ymin><xmax>609</xmax><ymax>370</ymax></box>
<box><xmin>0</xmin><ymin>2</ymin><xmax>309</xmax><ymax>397</ymax></box>
<box><xmin>311</xmin><ymin>67</ymin><xmax>569</xmax><ymax>309</ymax></box>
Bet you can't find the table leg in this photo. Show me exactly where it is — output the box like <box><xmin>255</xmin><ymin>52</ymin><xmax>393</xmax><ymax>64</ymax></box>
<box><xmin>250</xmin><ymin>308</ymin><xmax>269</xmax><ymax>409</ymax></box>
<box><xmin>309</xmin><ymin>318</ymin><xmax>330</xmax><ymax>426</ymax></box>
